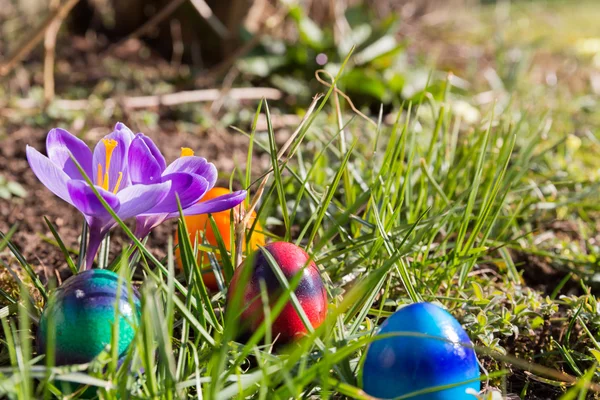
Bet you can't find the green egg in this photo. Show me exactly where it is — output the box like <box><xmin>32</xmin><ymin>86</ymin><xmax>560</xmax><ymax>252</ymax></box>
<box><xmin>36</xmin><ymin>269</ymin><xmax>141</xmax><ymax>366</ymax></box>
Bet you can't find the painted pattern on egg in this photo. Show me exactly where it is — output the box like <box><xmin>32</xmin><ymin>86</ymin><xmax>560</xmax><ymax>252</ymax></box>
<box><xmin>362</xmin><ymin>302</ymin><xmax>480</xmax><ymax>400</ymax></box>
<box><xmin>227</xmin><ymin>242</ymin><xmax>327</xmax><ymax>343</ymax></box>
<box><xmin>36</xmin><ymin>269</ymin><xmax>141</xmax><ymax>365</ymax></box>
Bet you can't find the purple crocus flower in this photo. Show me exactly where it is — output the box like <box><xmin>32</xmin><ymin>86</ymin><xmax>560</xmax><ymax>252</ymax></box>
<box><xmin>128</xmin><ymin>133</ymin><xmax>247</xmax><ymax>239</ymax></box>
<box><xmin>26</xmin><ymin>123</ymin><xmax>172</xmax><ymax>269</ymax></box>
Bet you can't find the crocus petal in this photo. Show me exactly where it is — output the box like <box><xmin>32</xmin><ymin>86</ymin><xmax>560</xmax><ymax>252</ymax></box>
<box><xmin>170</xmin><ymin>190</ymin><xmax>247</xmax><ymax>218</ymax></box>
<box><xmin>134</xmin><ymin>215</ymin><xmax>168</xmax><ymax>239</ymax></box>
<box><xmin>26</xmin><ymin>146</ymin><xmax>73</xmax><ymax>205</ymax></box>
<box><xmin>92</xmin><ymin>123</ymin><xmax>135</xmax><ymax>190</ymax></box>
<box><xmin>163</xmin><ymin>156</ymin><xmax>217</xmax><ymax>189</ymax></box>
<box><xmin>128</xmin><ymin>134</ymin><xmax>163</xmax><ymax>185</ymax></box>
<box><xmin>67</xmin><ymin>180</ymin><xmax>121</xmax><ymax>222</ymax></box>
<box><xmin>133</xmin><ymin>174</ymin><xmax>211</xmax><ymax>237</ymax></box>
<box><xmin>115</xmin><ymin>181</ymin><xmax>171</xmax><ymax>221</ymax></box>
<box><xmin>142</xmin><ymin>173</ymin><xmax>209</xmax><ymax>214</ymax></box>
<box><xmin>46</xmin><ymin>128</ymin><xmax>94</xmax><ymax>181</ymax></box>
<box><xmin>113</xmin><ymin>122</ymin><xmax>136</xmax><ymax>146</ymax></box>
<box><xmin>138</xmin><ymin>134</ymin><xmax>166</xmax><ymax>171</ymax></box>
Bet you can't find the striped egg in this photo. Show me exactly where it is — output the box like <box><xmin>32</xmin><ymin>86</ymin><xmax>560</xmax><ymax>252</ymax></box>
<box><xmin>227</xmin><ymin>242</ymin><xmax>327</xmax><ymax>343</ymax></box>
<box><xmin>36</xmin><ymin>269</ymin><xmax>140</xmax><ymax>365</ymax></box>
<box><xmin>362</xmin><ymin>302</ymin><xmax>480</xmax><ymax>399</ymax></box>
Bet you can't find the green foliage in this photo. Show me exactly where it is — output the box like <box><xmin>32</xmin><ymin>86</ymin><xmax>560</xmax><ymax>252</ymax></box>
<box><xmin>0</xmin><ymin>176</ymin><xmax>26</xmax><ymax>200</ymax></box>
<box><xmin>238</xmin><ymin>4</ymin><xmax>421</xmax><ymax>106</ymax></box>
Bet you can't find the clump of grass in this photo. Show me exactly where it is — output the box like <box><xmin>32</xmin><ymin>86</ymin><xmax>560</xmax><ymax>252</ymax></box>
<box><xmin>0</xmin><ymin>73</ymin><xmax>598</xmax><ymax>399</ymax></box>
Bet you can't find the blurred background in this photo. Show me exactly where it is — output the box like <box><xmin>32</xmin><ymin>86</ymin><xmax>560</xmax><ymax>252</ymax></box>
<box><xmin>2</xmin><ymin>0</ymin><xmax>599</xmax><ymax>131</ymax></box>
<box><xmin>2</xmin><ymin>0</ymin><xmax>600</xmax><ymax>263</ymax></box>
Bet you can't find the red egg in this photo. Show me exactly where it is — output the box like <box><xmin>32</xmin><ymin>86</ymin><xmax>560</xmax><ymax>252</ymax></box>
<box><xmin>227</xmin><ymin>242</ymin><xmax>327</xmax><ymax>343</ymax></box>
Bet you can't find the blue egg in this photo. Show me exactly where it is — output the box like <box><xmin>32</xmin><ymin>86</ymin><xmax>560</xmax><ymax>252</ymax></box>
<box><xmin>362</xmin><ymin>302</ymin><xmax>480</xmax><ymax>400</ymax></box>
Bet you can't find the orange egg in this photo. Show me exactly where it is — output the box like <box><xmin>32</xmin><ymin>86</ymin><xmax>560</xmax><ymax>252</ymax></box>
<box><xmin>175</xmin><ymin>187</ymin><xmax>265</xmax><ymax>291</ymax></box>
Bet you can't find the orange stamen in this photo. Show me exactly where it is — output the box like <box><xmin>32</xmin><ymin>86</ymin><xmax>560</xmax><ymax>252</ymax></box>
<box><xmin>101</xmin><ymin>139</ymin><xmax>118</xmax><ymax>191</ymax></box>
<box><xmin>180</xmin><ymin>147</ymin><xmax>194</xmax><ymax>157</ymax></box>
<box><xmin>112</xmin><ymin>172</ymin><xmax>123</xmax><ymax>194</ymax></box>
<box><xmin>96</xmin><ymin>164</ymin><xmax>103</xmax><ymax>186</ymax></box>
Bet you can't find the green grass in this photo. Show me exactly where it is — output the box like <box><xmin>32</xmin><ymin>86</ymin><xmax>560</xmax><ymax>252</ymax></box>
<box><xmin>0</xmin><ymin>75</ymin><xmax>598</xmax><ymax>398</ymax></box>
<box><xmin>2</xmin><ymin>1</ymin><xmax>600</xmax><ymax>399</ymax></box>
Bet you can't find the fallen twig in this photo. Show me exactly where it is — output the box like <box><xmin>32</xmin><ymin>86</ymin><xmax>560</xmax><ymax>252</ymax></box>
<box><xmin>11</xmin><ymin>87</ymin><xmax>282</xmax><ymax>111</ymax></box>
<box><xmin>254</xmin><ymin>114</ymin><xmax>301</xmax><ymax>131</ymax></box>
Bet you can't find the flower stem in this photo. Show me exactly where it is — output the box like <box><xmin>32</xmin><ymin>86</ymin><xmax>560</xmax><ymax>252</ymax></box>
<box><xmin>84</xmin><ymin>229</ymin><xmax>104</xmax><ymax>270</ymax></box>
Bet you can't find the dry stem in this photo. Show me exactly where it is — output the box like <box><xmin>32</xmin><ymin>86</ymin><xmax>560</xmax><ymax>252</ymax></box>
<box><xmin>0</xmin><ymin>0</ymin><xmax>80</xmax><ymax>77</ymax></box>
<box><xmin>315</xmin><ymin>69</ymin><xmax>378</xmax><ymax>128</ymax></box>
<box><xmin>43</xmin><ymin>0</ymin><xmax>63</xmax><ymax>102</ymax></box>
<box><xmin>189</xmin><ymin>0</ymin><xmax>229</xmax><ymax>38</ymax></box>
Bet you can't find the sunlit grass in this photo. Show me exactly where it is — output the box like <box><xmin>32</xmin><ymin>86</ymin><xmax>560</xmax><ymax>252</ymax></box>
<box><xmin>1</xmin><ymin>72</ymin><xmax>597</xmax><ymax>397</ymax></box>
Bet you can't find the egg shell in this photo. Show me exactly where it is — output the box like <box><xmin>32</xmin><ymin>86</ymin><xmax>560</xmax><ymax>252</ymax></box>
<box><xmin>227</xmin><ymin>242</ymin><xmax>327</xmax><ymax>343</ymax></box>
<box><xmin>175</xmin><ymin>187</ymin><xmax>265</xmax><ymax>291</ymax></box>
<box><xmin>362</xmin><ymin>302</ymin><xmax>480</xmax><ymax>400</ymax></box>
<box><xmin>36</xmin><ymin>269</ymin><xmax>141</xmax><ymax>366</ymax></box>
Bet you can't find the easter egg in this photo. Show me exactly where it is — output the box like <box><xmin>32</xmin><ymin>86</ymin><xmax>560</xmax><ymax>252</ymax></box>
<box><xmin>36</xmin><ymin>269</ymin><xmax>141</xmax><ymax>366</ymax></box>
<box><xmin>362</xmin><ymin>302</ymin><xmax>480</xmax><ymax>400</ymax></box>
<box><xmin>227</xmin><ymin>242</ymin><xmax>327</xmax><ymax>343</ymax></box>
<box><xmin>175</xmin><ymin>187</ymin><xmax>265</xmax><ymax>291</ymax></box>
